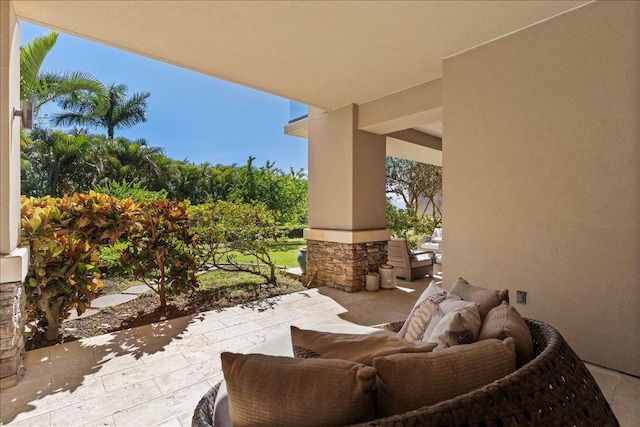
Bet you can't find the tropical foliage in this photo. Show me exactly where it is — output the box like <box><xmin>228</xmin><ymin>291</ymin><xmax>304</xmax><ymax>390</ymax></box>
<box><xmin>54</xmin><ymin>83</ymin><xmax>150</xmax><ymax>140</ymax></box>
<box><xmin>386</xmin><ymin>157</ymin><xmax>442</xmax><ymax>233</ymax></box>
<box><xmin>20</xmin><ymin>31</ymin><xmax>104</xmax><ymax>115</ymax></box>
<box><xmin>20</xmin><ymin>192</ymin><xmax>138</xmax><ymax>339</ymax></box>
<box><xmin>386</xmin><ymin>200</ymin><xmax>435</xmax><ymax>249</ymax></box>
<box><xmin>191</xmin><ymin>201</ymin><xmax>282</xmax><ymax>284</ymax></box>
<box><xmin>21</xmin><ymin>129</ymin><xmax>309</xmax><ymax>221</ymax></box>
<box><xmin>121</xmin><ymin>200</ymin><xmax>199</xmax><ymax>308</ymax></box>
<box><xmin>94</xmin><ymin>180</ymin><xmax>168</xmax><ymax>203</ymax></box>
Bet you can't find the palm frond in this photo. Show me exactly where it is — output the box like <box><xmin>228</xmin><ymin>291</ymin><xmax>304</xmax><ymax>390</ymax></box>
<box><xmin>20</xmin><ymin>31</ymin><xmax>58</xmax><ymax>100</ymax></box>
<box><xmin>38</xmin><ymin>71</ymin><xmax>104</xmax><ymax>110</ymax></box>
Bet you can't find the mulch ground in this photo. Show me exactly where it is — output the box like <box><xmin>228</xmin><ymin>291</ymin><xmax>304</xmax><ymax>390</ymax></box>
<box><xmin>25</xmin><ymin>277</ymin><xmax>304</xmax><ymax>351</ymax></box>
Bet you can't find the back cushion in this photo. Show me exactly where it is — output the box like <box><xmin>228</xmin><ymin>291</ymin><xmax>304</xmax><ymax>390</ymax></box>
<box><xmin>450</xmin><ymin>277</ymin><xmax>509</xmax><ymax>320</ymax></box>
<box><xmin>373</xmin><ymin>338</ymin><xmax>516</xmax><ymax>417</ymax></box>
<box><xmin>221</xmin><ymin>352</ymin><xmax>377</xmax><ymax>427</ymax></box>
<box><xmin>479</xmin><ymin>301</ymin><xmax>534</xmax><ymax>367</ymax></box>
<box><xmin>291</xmin><ymin>326</ymin><xmax>436</xmax><ymax>366</ymax></box>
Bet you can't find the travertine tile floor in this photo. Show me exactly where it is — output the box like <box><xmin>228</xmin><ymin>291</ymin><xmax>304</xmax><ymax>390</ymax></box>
<box><xmin>1</xmin><ymin>278</ymin><xmax>638</xmax><ymax>426</ymax></box>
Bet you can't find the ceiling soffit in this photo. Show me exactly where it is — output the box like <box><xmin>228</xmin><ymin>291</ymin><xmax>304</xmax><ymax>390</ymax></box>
<box><xmin>14</xmin><ymin>1</ymin><xmax>587</xmax><ymax>110</ymax></box>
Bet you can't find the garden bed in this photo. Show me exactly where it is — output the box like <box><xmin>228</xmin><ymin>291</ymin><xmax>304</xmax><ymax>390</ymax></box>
<box><xmin>25</xmin><ymin>273</ymin><xmax>305</xmax><ymax>351</ymax></box>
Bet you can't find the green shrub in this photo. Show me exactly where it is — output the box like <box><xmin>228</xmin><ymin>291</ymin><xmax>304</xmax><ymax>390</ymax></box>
<box><xmin>190</xmin><ymin>201</ymin><xmax>282</xmax><ymax>283</ymax></box>
<box><xmin>94</xmin><ymin>179</ymin><xmax>168</xmax><ymax>202</ymax></box>
<box><xmin>386</xmin><ymin>201</ymin><xmax>437</xmax><ymax>249</ymax></box>
<box><xmin>99</xmin><ymin>240</ymin><xmax>132</xmax><ymax>277</ymax></box>
<box><xmin>279</xmin><ymin>223</ymin><xmax>306</xmax><ymax>239</ymax></box>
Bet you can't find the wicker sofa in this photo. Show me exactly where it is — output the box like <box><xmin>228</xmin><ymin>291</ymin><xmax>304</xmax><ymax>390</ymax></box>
<box><xmin>193</xmin><ymin>318</ymin><xmax>619</xmax><ymax>427</ymax></box>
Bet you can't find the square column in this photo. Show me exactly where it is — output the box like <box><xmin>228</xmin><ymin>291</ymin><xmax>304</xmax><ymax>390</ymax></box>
<box><xmin>1</xmin><ymin>1</ymin><xmax>28</xmax><ymax>388</ymax></box>
<box><xmin>304</xmin><ymin>230</ymin><xmax>390</xmax><ymax>292</ymax></box>
<box><xmin>305</xmin><ymin>105</ymin><xmax>390</xmax><ymax>291</ymax></box>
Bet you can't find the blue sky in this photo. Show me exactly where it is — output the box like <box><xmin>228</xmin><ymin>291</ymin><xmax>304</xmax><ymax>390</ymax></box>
<box><xmin>21</xmin><ymin>22</ymin><xmax>308</xmax><ymax>172</ymax></box>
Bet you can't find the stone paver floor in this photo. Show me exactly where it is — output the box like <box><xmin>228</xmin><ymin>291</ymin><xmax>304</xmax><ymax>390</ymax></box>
<box><xmin>1</xmin><ymin>278</ymin><xmax>638</xmax><ymax>426</ymax></box>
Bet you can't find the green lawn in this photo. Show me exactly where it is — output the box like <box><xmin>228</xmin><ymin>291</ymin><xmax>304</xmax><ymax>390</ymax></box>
<box><xmin>197</xmin><ymin>270</ymin><xmax>270</xmax><ymax>290</ymax></box>
<box><xmin>223</xmin><ymin>238</ymin><xmax>305</xmax><ymax>268</ymax></box>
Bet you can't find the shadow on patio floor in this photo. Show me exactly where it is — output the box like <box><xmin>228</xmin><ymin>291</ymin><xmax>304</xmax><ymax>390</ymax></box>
<box><xmin>318</xmin><ymin>277</ymin><xmax>431</xmax><ymax>326</ymax></box>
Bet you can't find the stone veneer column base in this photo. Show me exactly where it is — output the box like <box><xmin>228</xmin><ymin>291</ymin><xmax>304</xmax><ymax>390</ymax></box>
<box><xmin>305</xmin><ymin>240</ymin><xmax>387</xmax><ymax>292</ymax></box>
<box><xmin>0</xmin><ymin>280</ymin><xmax>25</xmax><ymax>389</ymax></box>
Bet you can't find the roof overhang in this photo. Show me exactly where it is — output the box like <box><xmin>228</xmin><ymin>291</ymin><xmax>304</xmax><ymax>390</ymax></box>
<box><xmin>13</xmin><ymin>1</ymin><xmax>587</xmax><ymax>111</ymax></box>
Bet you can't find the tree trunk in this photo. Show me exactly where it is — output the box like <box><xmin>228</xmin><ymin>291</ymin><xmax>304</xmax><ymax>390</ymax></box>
<box><xmin>44</xmin><ymin>296</ymin><xmax>65</xmax><ymax>340</ymax></box>
<box><xmin>269</xmin><ymin>264</ymin><xmax>276</xmax><ymax>284</ymax></box>
<box><xmin>158</xmin><ymin>282</ymin><xmax>167</xmax><ymax>308</ymax></box>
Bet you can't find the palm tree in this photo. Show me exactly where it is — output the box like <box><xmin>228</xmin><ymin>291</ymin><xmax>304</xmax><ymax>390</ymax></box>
<box><xmin>22</xmin><ymin>128</ymin><xmax>96</xmax><ymax>197</ymax></box>
<box><xmin>101</xmin><ymin>137</ymin><xmax>164</xmax><ymax>184</ymax></box>
<box><xmin>20</xmin><ymin>31</ymin><xmax>104</xmax><ymax>115</ymax></box>
<box><xmin>54</xmin><ymin>83</ymin><xmax>150</xmax><ymax>140</ymax></box>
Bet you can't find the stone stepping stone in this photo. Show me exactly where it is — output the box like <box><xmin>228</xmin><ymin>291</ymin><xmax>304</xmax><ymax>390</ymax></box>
<box><xmin>122</xmin><ymin>285</ymin><xmax>157</xmax><ymax>295</ymax></box>
<box><xmin>90</xmin><ymin>293</ymin><xmax>138</xmax><ymax>308</ymax></box>
<box><xmin>66</xmin><ymin>308</ymin><xmax>99</xmax><ymax>321</ymax></box>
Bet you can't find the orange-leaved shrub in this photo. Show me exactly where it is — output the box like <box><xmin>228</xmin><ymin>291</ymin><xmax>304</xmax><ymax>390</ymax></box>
<box><xmin>121</xmin><ymin>200</ymin><xmax>200</xmax><ymax>308</ymax></box>
<box><xmin>21</xmin><ymin>192</ymin><xmax>139</xmax><ymax>340</ymax></box>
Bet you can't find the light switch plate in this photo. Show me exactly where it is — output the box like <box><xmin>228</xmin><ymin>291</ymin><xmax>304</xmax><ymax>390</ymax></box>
<box><xmin>516</xmin><ymin>291</ymin><xmax>527</xmax><ymax>304</ymax></box>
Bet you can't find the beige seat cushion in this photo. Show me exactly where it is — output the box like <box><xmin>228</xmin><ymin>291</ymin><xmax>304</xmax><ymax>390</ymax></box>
<box><xmin>373</xmin><ymin>338</ymin><xmax>516</xmax><ymax>417</ymax></box>
<box><xmin>479</xmin><ymin>301</ymin><xmax>534</xmax><ymax>367</ymax></box>
<box><xmin>291</xmin><ymin>326</ymin><xmax>436</xmax><ymax>365</ymax></box>
<box><xmin>450</xmin><ymin>277</ymin><xmax>509</xmax><ymax>320</ymax></box>
<box><xmin>221</xmin><ymin>352</ymin><xmax>377</xmax><ymax>427</ymax></box>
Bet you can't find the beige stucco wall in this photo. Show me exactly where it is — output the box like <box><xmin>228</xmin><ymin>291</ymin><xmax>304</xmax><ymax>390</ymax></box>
<box><xmin>0</xmin><ymin>0</ymin><xmax>21</xmax><ymax>256</ymax></box>
<box><xmin>443</xmin><ymin>1</ymin><xmax>639</xmax><ymax>375</ymax></box>
<box><xmin>308</xmin><ymin>104</ymin><xmax>386</xmax><ymax>231</ymax></box>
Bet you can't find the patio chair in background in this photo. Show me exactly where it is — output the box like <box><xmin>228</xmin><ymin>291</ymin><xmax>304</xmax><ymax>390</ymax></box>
<box><xmin>386</xmin><ymin>238</ymin><xmax>434</xmax><ymax>282</ymax></box>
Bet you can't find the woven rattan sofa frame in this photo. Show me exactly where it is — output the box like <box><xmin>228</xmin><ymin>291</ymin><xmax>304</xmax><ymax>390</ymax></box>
<box><xmin>192</xmin><ymin>319</ymin><xmax>619</xmax><ymax>427</ymax></box>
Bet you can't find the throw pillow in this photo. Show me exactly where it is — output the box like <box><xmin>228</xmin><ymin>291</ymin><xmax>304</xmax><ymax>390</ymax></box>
<box><xmin>221</xmin><ymin>352</ymin><xmax>377</xmax><ymax>427</ymax></box>
<box><xmin>422</xmin><ymin>298</ymin><xmax>477</xmax><ymax>342</ymax></box>
<box><xmin>373</xmin><ymin>338</ymin><xmax>516</xmax><ymax>418</ymax></box>
<box><xmin>479</xmin><ymin>301</ymin><xmax>534</xmax><ymax>367</ymax></box>
<box><xmin>450</xmin><ymin>277</ymin><xmax>509</xmax><ymax>320</ymax></box>
<box><xmin>427</xmin><ymin>304</ymin><xmax>481</xmax><ymax>349</ymax></box>
<box><xmin>397</xmin><ymin>292</ymin><xmax>447</xmax><ymax>342</ymax></box>
<box><xmin>291</xmin><ymin>326</ymin><xmax>436</xmax><ymax>366</ymax></box>
<box><xmin>415</xmin><ymin>280</ymin><xmax>448</xmax><ymax>306</ymax></box>
<box><xmin>397</xmin><ymin>281</ymin><xmax>467</xmax><ymax>343</ymax></box>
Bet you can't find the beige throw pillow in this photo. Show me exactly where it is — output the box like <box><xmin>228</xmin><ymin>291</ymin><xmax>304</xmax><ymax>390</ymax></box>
<box><xmin>397</xmin><ymin>281</ymin><xmax>451</xmax><ymax>341</ymax></box>
<box><xmin>291</xmin><ymin>326</ymin><xmax>436</xmax><ymax>366</ymax></box>
<box><xmin>450</xmin><ymin>277</ymin><xmax>509</xmax><ymax>320</ymax></box>
<box><xmin>221</xmin><ymin>352</ymin><xmax>377</xmax><ymax>427</ymax></box>
<box><xmin>422</xmin><ymin>298</ymin><xmax>477</xmax><ymax>342</ymax></box>
<box><xmin>373</xmin><ymin>338</ymin><xmax>516</xmax><ymax>418</ymax></box>
<box><xmin>397</xmin><ymin>292</ymin><xmax>447</xmax><ymax>342</ymax></box>
<box><xmin>413</xmin><ymin>280</ymin><xmax>448</xmax><ymax>307</ymax></box>
<box><xmin>479</xmin><ymin>301</ymin><xmax>534</xmax><ymax>367</ymax></box>
<box><xmin>427</xmin><ymin>304</ymin><xmax>481</xmax><ymax>349</ymax></box>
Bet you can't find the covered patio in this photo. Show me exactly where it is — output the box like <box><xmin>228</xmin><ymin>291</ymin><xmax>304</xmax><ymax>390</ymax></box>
<box><xmin>1</xmin><ymin>278</ymin><xmax>638</xmax><ymax>426</ymax></box>
<box><xmin>1</xmin><ymin>1</ymin><xmax>638</xmax><ymax>420</ymax></box>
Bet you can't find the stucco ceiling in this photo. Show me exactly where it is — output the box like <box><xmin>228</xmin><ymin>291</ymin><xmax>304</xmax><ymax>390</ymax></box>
<box><xmin>14</xmin><ymin>1</ymin><xmax>586</xmax><ymax>110</ymax></box>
